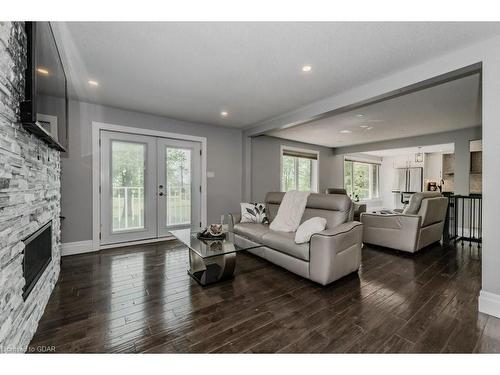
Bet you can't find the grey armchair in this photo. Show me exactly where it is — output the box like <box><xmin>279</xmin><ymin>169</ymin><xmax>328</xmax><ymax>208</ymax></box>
<box><xmin>360</xmin><ymin>192</ymin><xmax>448</xmax><ymax>253</ymax></box>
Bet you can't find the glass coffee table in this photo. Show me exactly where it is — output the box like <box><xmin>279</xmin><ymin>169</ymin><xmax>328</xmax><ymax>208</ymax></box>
<box><xmin>169</xmin><ymin>228</ymin><xmax>260</xmax><ymax>286</ymax></box>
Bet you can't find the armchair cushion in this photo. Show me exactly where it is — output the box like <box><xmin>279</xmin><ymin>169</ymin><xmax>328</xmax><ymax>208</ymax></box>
<box><xmin>402</xmin><ymin>191</ymin><xmax>442</xmax><ymax>215</ymax></box>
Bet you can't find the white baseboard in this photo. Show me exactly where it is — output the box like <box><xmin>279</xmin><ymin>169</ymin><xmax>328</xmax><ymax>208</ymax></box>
<box><xmin>61</xmin><ymin>240</ymin><xmax>95</xmax><ymax>256</ymax></box>
<box><xmin>99</xmin><ymin>236</ymin><xmax>175</xmax><ymax>250</ymax></box>
<box><xmin>479</xmin><ymin>290</ymin><xmax>500</xmax><ymax>319</ymax></box>
<box><xmin>61</xmin><ymin>236</ymin><xmax>176</xmax><ymax>256</ymax></box>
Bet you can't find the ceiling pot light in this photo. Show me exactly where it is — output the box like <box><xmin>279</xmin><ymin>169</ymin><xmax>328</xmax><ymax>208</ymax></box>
<box><xmin>220</xmin><ymin>111</ymin><xmax>229</xmax><ymax>118</ymax></box>
<box><xmin>360</xmin><ymin>125</ymin><xmax>369</xmax><ymax>129</ymax></box>
<box><xmin>88</xmin><ymin>80</ymin><xmax>99</xmax><ymax>86</ymax></box>
<box><xmin>356</xmin><ymin>114</ymin><xmax>364</xmax><ymax>117</ymax></box>
<box><xmin>302</xmin><ymin>65</ymin><xmax>312</xmax><ymax>72</ymax></box>
<box><xmin>339</xmin><ymin>130</ymin><xmax>352</xmax><ymax>134</ymax></box>
<box><xmin>37</xmin><ymin>67</ymin><xmax>49</xmax><ymax>75</ymax></box>
<box><xmin>366</xmin><ymin>126</ymin><xmax>374</xmax><ymax>130</ymax></box>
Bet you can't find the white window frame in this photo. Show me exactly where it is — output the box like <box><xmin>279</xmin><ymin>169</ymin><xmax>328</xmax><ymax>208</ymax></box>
<box><xmin>343</xmin><ymin>159</ymin><xmax>380</xmax><ymax>201</ymax></box>
<box><xmin>280</xmin><ymin>145</ymin><xmax>319</xmax><ymax>193</ymax></box>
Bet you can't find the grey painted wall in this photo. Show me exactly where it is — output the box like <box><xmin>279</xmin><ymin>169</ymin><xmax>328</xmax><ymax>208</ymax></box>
<box><xmin>61</xmin><ymin>100</ymin><xmax>243</xmax><ymax>243</ymax></box>
<box><xmin>250</xmin><ymin>136</ymin><xmax>338</xmax><ymax>202</ymax></box>
<box><xmin>331</xmin><ymin>127</ymin><xmax>482</xmax><ymax>195</ymax></box>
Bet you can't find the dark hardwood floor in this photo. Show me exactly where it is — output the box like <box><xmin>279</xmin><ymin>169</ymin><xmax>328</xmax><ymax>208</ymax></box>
<box><xmin>28</xmin><ymin>239</ymin><xmax>500</xmax><ymax>353</ymax></box>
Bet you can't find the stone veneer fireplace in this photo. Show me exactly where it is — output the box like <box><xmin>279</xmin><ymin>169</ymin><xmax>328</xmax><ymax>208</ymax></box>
<box><xmin>0</xmin><ymin>22</ymin><xmax>61</xmax><ymax>352</ymax></box>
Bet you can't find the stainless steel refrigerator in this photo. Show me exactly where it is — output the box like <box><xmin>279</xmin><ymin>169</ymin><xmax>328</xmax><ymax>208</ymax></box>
<box><xmin>392</xmin><ymin>167</ymin><xmax>423</xmax><ymax>194</ymax></box>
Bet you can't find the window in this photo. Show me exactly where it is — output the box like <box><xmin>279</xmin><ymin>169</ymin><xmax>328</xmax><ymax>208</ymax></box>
<box><xmin>344</xmin><ymin>159</ymin><xmax>380</xmax><ymax>200</ymax></box>
<box><xmin>281</xmin><ymin>147</ymin><xmax>319</xmax><ymax>193</ymax></box>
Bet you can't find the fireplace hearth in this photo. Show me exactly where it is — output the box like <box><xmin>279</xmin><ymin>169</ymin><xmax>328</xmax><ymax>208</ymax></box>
<box><xmin>22</xmin><ymin>221</ymin><xmax>52</xmax><ymax>300</ymax></box>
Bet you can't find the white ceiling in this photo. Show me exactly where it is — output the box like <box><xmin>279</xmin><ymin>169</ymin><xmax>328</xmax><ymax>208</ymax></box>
<box><xmin>52</xmin><ymin>22</ymin><xmax>500</xmax><ymax>128</ymax></box>
<box><xmin>268</xmin><ymin>73</ymin><xmax>481</xmax><ymax>147</ymax></box>
<box><xmin>362</xmin><ymin>143</ymin><xmax>455</xmax><ymax>157</ymax></box>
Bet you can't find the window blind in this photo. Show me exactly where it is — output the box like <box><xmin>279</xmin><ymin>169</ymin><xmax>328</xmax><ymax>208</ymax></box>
<box><xmin>282</xmin><ymin>149</ymin><xmax>318</xmax><ymax>160</ymax></box>
<box><xmin>344</xmin><ymin>157</ymin><xmax>381</xmax><ymax>165</ymax></box>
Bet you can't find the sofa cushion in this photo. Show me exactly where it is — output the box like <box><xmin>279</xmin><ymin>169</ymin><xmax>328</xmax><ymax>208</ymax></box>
<box><xmin>261</xmin><ymin>231</ymin><xmax>310</xmax><ymax>261</ymax></box>
<box><xmin>233</xmin><ymin>223</ymin><xmax>271</xmax><ymax>242</ymax></box>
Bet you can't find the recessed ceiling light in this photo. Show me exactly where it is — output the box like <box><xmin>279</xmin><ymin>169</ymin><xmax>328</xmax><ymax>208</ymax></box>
<box><xmin>88</xmin><ymin>80</ymin><xmax>99</xmax><ymax>86</ymax></box>
<box><xmin>360</xmin><ymin>125</ymin><xmax>369</xmax><ymax>129</ymax></box>
<box><xmin>302</xmin><ymin>65</ymin><xmax>312</xmax><ymax>72</ymax></box>
<box><xmin>220</xmin><ymin>111</ymin><xmax>229</xmax><ymax>118</ymax></box>
<box><xmin>356</xmin><ymin>114</ymin><xmax>364</xmax><ymax>117</ymax></box>
<box><xmin>366</xmin><ymin>126</ymin><xmax>374</xmax><ymax>130</ymax></box>
<box><xmin>37</xmin><ymin>67</ymin><xmax>49</xmax><ymax>75</ymax></box>
<box><xmin>339</xmin><ymin>130</ymin><xmax>352</xmax><ymax>134</ymax></box>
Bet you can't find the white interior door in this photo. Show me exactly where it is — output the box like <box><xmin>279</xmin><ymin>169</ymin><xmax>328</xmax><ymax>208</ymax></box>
<box><xmin>157</xmin><ymin>138</ymin><xmax>201</xmax><ymax>236</ymax></box>
<box><xmin>100</xmin><ymin>131</ymin><xmax>157</xmax><ymax>245</ymax></box>
<box><xmin>100</xmin><ymin>130</ymin><xmax>202</xmax><ymax>245</ymax></box>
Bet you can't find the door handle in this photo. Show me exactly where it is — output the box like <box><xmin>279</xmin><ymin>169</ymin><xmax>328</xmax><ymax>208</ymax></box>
<box><xmin>159</xmin><ymin>192</ymin><xmax>164</xmax><ymax>196</ymax></box>
<box><xmin>159</xmin><ymin>185</ymin><xmax>164</xmax><ymax>189</ymax></box>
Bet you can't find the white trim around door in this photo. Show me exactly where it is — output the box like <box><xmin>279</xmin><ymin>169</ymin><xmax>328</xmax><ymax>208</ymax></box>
<box><xmin>91</xmin><ymin>121</ymin><xmax>208</xmax><ymax>251</ymax></box>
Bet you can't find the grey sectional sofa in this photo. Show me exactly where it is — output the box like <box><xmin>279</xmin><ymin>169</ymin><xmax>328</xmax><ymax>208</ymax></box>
<box><xmin>228</xmin><ymin>192</ymin><xmax>363</xmax><ymax>285</ymax></box>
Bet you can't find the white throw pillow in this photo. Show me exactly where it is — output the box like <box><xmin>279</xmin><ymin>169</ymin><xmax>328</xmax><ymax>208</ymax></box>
<box><xmin>240</xmin><ymin>202</ymin><xmax>269</xmax><ymax>224</ymax></box>
<box><xmin>294</xmin><ymin>217</ymin><xmax>327</xmax><ymax>244</ymax></box>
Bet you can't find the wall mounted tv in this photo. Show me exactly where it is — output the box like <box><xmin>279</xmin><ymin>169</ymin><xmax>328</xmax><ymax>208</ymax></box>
<box><xmin>21</xmin><ymin>22</ymin><xmax>68</xmax><ymax>152</ymax></box>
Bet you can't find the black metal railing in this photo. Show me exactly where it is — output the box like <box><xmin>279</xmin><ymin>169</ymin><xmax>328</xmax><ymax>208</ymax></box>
<box><xmin>444</xmin><ymin>194</ymin><xmax>482</xmax><ymax>245</ymax></box>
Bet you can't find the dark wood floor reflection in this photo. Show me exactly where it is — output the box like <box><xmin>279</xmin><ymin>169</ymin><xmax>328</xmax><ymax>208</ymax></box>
<box><xmin>28</xmin><ymin>240</ymin><xmax>500</xmax><ymax>353</ymax></box>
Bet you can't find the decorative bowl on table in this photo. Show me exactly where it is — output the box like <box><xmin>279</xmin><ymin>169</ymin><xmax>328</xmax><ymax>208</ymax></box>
<box><xmin>196</xmin><ymin>224</ymin><xmax>226</xmax><ymax>240</ymax></box>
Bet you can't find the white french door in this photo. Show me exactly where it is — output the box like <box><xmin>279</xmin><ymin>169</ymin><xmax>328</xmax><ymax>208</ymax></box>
<box><xmin>100</xmin><ymin>130</ymin><xmax>201</xmax><ymax>245</ymax></box>
<box><xmin>157</xmin><ymin>138</ymin><xmax>201</xmax><ymax>237</ymax></box>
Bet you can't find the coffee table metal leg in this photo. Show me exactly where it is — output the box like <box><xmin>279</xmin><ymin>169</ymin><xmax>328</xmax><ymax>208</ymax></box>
<box><xmin>188</xmin><ymin>249</ymin><xmax>236</xmax><ymax>286</ymax></box>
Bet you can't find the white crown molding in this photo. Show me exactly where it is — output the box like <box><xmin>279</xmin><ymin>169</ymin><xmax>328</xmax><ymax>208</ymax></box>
<box><xmin>479</xmin><ymin>290</ymin><xmax>500</xmax><ymax>319</ymax></box>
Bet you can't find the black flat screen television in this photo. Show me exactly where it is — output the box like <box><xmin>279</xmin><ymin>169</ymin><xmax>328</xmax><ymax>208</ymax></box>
<box><xmin>20</xmin><ymin>22</ymin><xmax>68</xmax><ymax>152</ymax></box>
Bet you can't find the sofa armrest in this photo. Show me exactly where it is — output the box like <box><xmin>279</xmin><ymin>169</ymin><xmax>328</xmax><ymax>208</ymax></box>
<box><xmin>360</xmin><ymin>213</ymin><xmax>421</xmax><ymax>252</ymax></box>
<box><xmin>309</xmin><ymin>221</ymin><xmax>363</xmax><ymax>285</ymax></box>
<box><xmin>228</xmin><ymin>212</ymin><xmax>241</xmax><ymax>231</ymax></box>
<box><xmin>360</xmin><ymin>212</ymin><xmax>421</xmax><ymax>230</ymax></box>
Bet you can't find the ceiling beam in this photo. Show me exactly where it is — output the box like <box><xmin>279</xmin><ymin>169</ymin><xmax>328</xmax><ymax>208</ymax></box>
<box><xmin>244</xmin><ymin>62</ymin><xmax>482</xmax><ymax>137</ymax></box>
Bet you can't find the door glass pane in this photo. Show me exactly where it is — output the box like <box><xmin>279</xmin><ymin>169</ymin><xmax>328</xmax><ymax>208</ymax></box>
<box><xmin>166</xmin><ymin>148</ymin><xmax>192</xmax><ymax>226</ymax></box>
<box><xmin>111</xmin><ymin>141</ymin><xmax>145</xmax><ymax>231</ymax></box>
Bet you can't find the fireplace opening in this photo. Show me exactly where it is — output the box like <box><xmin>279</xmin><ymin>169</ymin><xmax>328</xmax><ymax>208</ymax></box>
<box><xmin>22</xmin><ymin>221</ymin><xmax>52</xmax><ymax>300</ymax></box>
